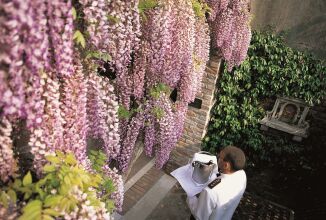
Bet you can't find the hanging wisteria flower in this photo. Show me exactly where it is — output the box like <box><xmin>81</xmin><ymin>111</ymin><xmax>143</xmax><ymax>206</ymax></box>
<box><xmin>29</xmin><ymin>71</ymin><xmax>64</xmax><ymax>174</ymax></box>
<box><xmin>123</xmin><ymin>0</ymin><xmax>211</xmax><ymax>171</ymax></box>
<box><xmin>153</xmin><ymin>94</ymin><xmax>177</xmax><ymax>169</ymax></box>
<box><xmin>87</xmin><ymin>71</ymin><xmax>120</xmax><ymax>159</ymax></box>
<box><xmin>103</xmin><ymin>165</ymin><xmax>124</xmax><ymax>212</ymax></box>
<box><xmin>144</xmin><ymin>113</ymin><xmax>156</xmax><ymax>157</ymax></box>
<box><xmin>106</xmin><ymin>0</ymin><xmax>141</xmax><ymax>108</ymax></box>
<box><xmin>0</xmin><ymin>1</ymin><xmax>32</xmax><ymax>119</ymax></box>
<box><xmin>0</xmin><ymin>117</ymin><xmax>17</xmax><ymax>182</ymax></box>
<box><xmin>117</xmin><ymin>111</ymin><xmax>144</xmax><ymax>172</ymax></box>
<box><xmin>190</xmin><ymin>17</ymin><xmax>210</xmax><ymax>101</ymax></box>
<box><xmin>47</xmin><ymin>0</ymin><xmax>75</xmax><ymax>77</ymax></box>
<box><xmin>208</xmin><ymin>0</ymin><xmax>251</xmax><ymax>71</ymax></box>
<box><xmin>99</xmin><ymin>77</ymin><xmax>121</xmax><ymax>158</ymax></box>
<box><xmin>61</xmin><ymin>58</ymin><xmax>88</xmax><ymax>162</ymax></box>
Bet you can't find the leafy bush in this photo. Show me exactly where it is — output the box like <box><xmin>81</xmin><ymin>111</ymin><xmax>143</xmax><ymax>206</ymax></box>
<box><xmin>203</xmin><ymin>30</ymin><xmax>326</xmax><ymax>171</ymax></box>
<box><xmin>0</xmin><ymin>151</ymin><xmax>115</xmax><ymax>220</ymax></box>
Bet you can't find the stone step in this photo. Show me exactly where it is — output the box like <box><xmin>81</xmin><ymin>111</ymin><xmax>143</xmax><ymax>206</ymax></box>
<box><xmin>122</xmin><ymin>166</ymin><xmax>164</xmax><ymax>215</ymax></box>
<box><xmin>115</xmin><ymin>156</ymin><xmax>177</xmax><ymax>220</ymax></box>
<box><xmin>123</xmin><ymin>174</ymin><xmax>176</xmax><ymax>220</ymax></box>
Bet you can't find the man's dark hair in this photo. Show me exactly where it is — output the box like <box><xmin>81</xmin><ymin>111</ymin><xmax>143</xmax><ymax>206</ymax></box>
<box><xmin>221</xmin><ymin>146</ymin><xmax>246</xmax><ymax>171</ymax></box>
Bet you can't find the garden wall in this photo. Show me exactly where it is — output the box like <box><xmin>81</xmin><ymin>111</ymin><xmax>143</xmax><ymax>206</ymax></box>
<box><xmin>251</xmin><ymin>0</ymin><xmax>326</xmax><ymax>60</ymax></box>
<box><xmin>165</xmin><ymin>54</ymin><xmax>221</xmax><ymax>173</ymax></box>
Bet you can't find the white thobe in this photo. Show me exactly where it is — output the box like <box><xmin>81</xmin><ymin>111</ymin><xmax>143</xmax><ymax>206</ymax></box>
<box><xmin>187</xmin><ymin>170</ymin><xmax>247</xmax><ymax>220</ymax></box>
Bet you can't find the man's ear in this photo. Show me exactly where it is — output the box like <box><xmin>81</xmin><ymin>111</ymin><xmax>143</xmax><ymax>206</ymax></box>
<box><xmin>224</xmin><ymin>161</ymin><xmax>231</xmax><ymax>172</ymax></box>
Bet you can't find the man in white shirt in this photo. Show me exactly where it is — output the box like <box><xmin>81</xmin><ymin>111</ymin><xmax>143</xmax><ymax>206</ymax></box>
<box><xmin>187</xmin><ymin>146</ymin><xmax>247</xmax><ymax>220</ymax></box>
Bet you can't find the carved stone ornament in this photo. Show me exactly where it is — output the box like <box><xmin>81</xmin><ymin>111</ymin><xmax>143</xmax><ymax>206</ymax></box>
<box><xmin>260</xmin><ymin>97</ymin><xmax>311</xmax><ymax>142</ymax></box>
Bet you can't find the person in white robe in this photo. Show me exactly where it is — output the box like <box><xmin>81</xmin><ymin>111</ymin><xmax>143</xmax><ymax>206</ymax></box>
<box><xmin>187</xmin><ymin>146</ymin><xmax>247</xmax><ymax>220</ymax></box>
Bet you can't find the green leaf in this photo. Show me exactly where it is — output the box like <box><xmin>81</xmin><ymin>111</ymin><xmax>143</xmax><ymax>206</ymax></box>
<box><xmin>23</xmin><ymin>171</ymin><xmax>33</xmax><ymax>186</ymax></box>
<box><xmin>59</xmin><ymin>184</ymin><xmax>70</xmax><ymax>195</ymax></box>
<box><xmin>0</xmin><ymin>191</ymin><xmax>9</xmax><ymax>208</ymax></box>
<box><xmin>42</xmin><ymin>215</ymin><xmax>55</xmax><ymax>220</ymax></box>
<box><xmin>45</xmin><ymin>155</ymin><xmax>60</xmax><ymax>164</ymax></box>
<box><xmin>118</xmin><ymin>105</ymin><xmax>131</xmax><ymax>119</ymax></box>
<box><xmin>44</xmin><ymin>195</ymin><xmax>63</xmax><ymax>208</ymax></box>
<box><xmin>73</xmin><ymin>30</ymin><xmax>86</xmax><ymax>48</ymax></box>
<box><xmin>43</xmin><ymin>208</ymin><xmax>60</xmax><ymax>217</ymax></box>
<box><xmin>101</xmin><ymin>53</ymin><xmax>112</xmax><ymax>62</ymax></box>
<box><xmin>43</xmin><ymin>164</ymin><xmax>56</xmax><ymax>173</ymax></box>
<box><xmin>72</xmin><ymin>7</ymin><xmax>77</xmax><ymax>20</ymax></box>
<box><xmin>19</xmin><ymin>200</ymin><xmax>42</xmax><ymax>220</ymax></box>
<box><xmin>138</xmin><ymin>0</ymin><xmax>158</xmax><ymax>13</ymax></box>
<box><xmin>55</xmin><ymin>151</ymin><xmax>65</xmax><ymax>158</ymax></box>
<box><xmin>65</xmin><ymin>153</ymin><xmax>77</xmax><ymax>165</ymax></box>
<box><xmin>23</xmin><ymin>191</ymin><xmax>33</xmax><ymax>200</ymax></box>
<box><xmin>7</xmin><ymin>190</ymin><xmax>17</xmax><ymax>204</ymax></box>
<box><xmin>85</xmin><ymin>51</ymin><xmax>100</xmax><ymax>60</ymax></box>
<box><xmin>107</xmin><ymin>15</ymin><xmax>120</xmax><ymax>24</ymax></box>
<box><xmin>13</xmin><ymin>179</ymin><xmax>22</xmax><ymax>188</ymax></box>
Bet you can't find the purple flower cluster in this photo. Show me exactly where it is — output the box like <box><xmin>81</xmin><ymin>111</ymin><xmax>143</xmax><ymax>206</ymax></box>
<box><xmin>206</xmin><ymin>0</ymin><xmax>230</xmax><ymax>21</ymax></box>
<box><xmin>29</xmin><ymin>72</ymin><xmax>64</xmax><ymax>173</ymax></box>
<box><xmin>207</xmin><ymin>0</ymin><xmax>251</xmax><ymax>71</ymax></box>
<box><xmin>117</xmin><ymin>111</ymin><xmax>144</xmax><ymax>172</ymax></box>
<box><xmin>0</xmin><ymin>1</ymin><xmax>43</xmax><ymax>123</ymax></box>
<box><xmin>61</xmin><ymin>58</ymin><xmax>88</xmax><ymax>162</ymax></box>
<box><xmin>61</xmin><ymin>186</ymin><xmax>111</xmax><ymax>220</ymax></box>
<box><xmin>119</xmin><ymin>0</ymin><xmax>211</xmax><ymax>171</ymax></box>
<box><xmin>86</xmin><ymin>71</ymin><xmax>120</xmax><ymax>159</ymax></box>
<box><xmin>130</xmin><ymin>42</ymin><xmax>149</xmax><ymax>99</ymax></box>
<box><xmin>0</xmin><ymin>117</ymin><xmax>17</xmax><ymax>182</ymax></box>
<box><xmin>0</xmin><ymin>0</ymin><xmax>75</xmax><ymax>128</ymax></box>
<box><xmin>47</xmin><ymin>0</ymin><xmax>75</xmax><ymax>77</ymax></box>
<box><xmin>154</xmin><ymin>94</ymin><xmax>177</xmax><ymax>169</ymax></box>
<box><xmin>98</xmin><ymin>77</ymin><xmax>121</xmax><ymax>158</ymax></box>
<box><xmin>191</xmin><ymin>18</ymin><xmax>210</xmax><ymax>101</ymax></box>
<box><xmin>79</xmin><ymin>0</ymin><xmax>113</xmax><ymax>52</ymax></box>
<box><xmin>106</xmin><ymin>0</ymin><xmax>141</xmax><ymax>109</ymax></box>
<box><xmin>144</xmin><ymin>113</ymin><xmax>156</xmax><ymax>157</ymax></box>
<box><xmin>102</xmin><ymin>165</ymin><xmax>124</xmax><ymax>212</ymax></box>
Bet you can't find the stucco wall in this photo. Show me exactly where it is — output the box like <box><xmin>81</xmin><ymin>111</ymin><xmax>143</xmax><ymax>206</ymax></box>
<box><xmin>251</xmin><ymin>0</ymin><xmax>326</xmax><ymax>60</ymax></box>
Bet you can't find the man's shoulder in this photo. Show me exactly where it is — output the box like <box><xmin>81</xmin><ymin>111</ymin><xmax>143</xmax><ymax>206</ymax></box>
<box><xmin>208</xmin><ymin>178</ymin><xmax>222</xmax><ymax>189</ymax></box>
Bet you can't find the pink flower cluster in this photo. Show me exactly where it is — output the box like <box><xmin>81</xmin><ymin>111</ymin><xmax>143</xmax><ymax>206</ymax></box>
<box><xmin>61</xmin><ymin>186</ymin><xmax>111</xmax><ymax>220</ymax></box>
<box><xmin>79</xmin><ymin>0</ymin><xmax>114</xmax><ymax>52</ymax></box>
<box><xmin>118</xmin><ymin>0</ymin><xmax>211</xmax><ymax>171</ymax></box>
<box><xmin>61</xmin><ymin>58</ymin><xmax>88</xmax><ymax>162</ymax></box>
<box><xmin>87</xmin><ymin>72</ymin><xmax>120</xmax><ymax>159</ymax></box>
<box><xmin>29</xmin><ymin>72</ymin><xmax>64</xmax><ymax>173</ymax></box>
<box><xmin>0</xmin><ymin>0</ymin><xmax>75</xmax><ymax>128</ymax></box>
<box><xmin>103</xmin><ymin>165</ymin><xmax>124</xmax><ymax>212</ymax></box>
<box><xmin>191</xmin><ymin>18</ymin><xmax>211</xmax><ymax>101</ymax></box>
<box><xmin>117</xmin><ymin>111</ymin><xmax>144</xmax><ymax>172</ymax></box>
<box><xmin>153</xmin><ymin>95</ymin><xmax>177</xmax><ymax>169</ymax></box>
<box><xmin>207</xmin><ymin>0</ymin><xmax>251</xmax><ymax>71</ymax></box>
<box><xmin>0</xmin><ymin>117</ymin><xmax>17</xmax><ymax>182</ymax></box>
<box><xmin>0</xmin><ymin>0</ymin><xmax>44</xmax><ymax>125</ymax></box>
<box><xmin>47</xmin><ymin>0</ymin><xmax>75</xmax><ymax>77</ymax></box>
<box><xmin>30</xmin><ymin>57</ymin><xmax>88</xmax><ymax>175</ymax></box>
<box><xmin>106</xmin><ymin>0</ymin><xmax>141</xmax><ymax>109</ymax></box>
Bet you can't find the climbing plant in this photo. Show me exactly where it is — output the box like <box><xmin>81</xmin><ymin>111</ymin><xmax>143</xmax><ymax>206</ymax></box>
<box><xmin>203</xmin><ymin>30</ymin><xmax>326</xmax><ymax>169</ymax></box>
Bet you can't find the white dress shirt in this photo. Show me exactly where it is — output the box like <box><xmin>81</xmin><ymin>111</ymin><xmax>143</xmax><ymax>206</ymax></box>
<box><xmin>187</xmin><ymin>170</ymin><xmax>247</xmax><ymax>220</ymax></box>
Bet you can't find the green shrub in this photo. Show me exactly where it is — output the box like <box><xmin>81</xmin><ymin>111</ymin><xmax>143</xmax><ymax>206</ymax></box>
<box><xmin>203</xmin><ymin>30</ymin><xmax>326</xmax><ymax>171</ymax></box>
<box><xmin>0</xmin><ymin>151</ymin><xmax>115</xmax><ymax>219</ymax></box>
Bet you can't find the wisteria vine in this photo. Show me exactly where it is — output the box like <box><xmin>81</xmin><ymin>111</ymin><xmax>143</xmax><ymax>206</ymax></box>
<box><xmin>0</xmin><ymin>0</ymin><xmax>252</xmax><ymax>197</ymax></box>
<box><xmin>206</xmin><ymin>0</ymin><xmax>251</xmax><ymax>70</ymax></box>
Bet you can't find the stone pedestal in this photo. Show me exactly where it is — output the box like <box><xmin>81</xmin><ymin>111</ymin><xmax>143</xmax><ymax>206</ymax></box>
<box><xmin>260</xmin><ymin>97</ymin><xmax>311</xmax><ymax>141</ymax></box>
